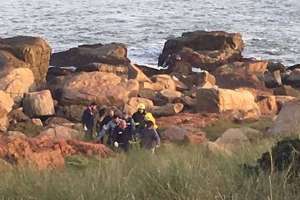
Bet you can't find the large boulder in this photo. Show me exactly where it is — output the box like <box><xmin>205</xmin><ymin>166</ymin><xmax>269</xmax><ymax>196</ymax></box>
<box><xmin>196</xmin><ymin>88</ymin><xmax>260</xmax><ymax>114</ymax></box>
<box><xmin>256</xmin><ymin>95</ymin><xmax>278</xmax><ymax>115</ymax></box>
<box><xmin>8</xmin><ymin>119</ymin><xmax>44</xmax><ymax>137</ymax></box>
<box><xmin>285</xmin><ymin>69</ymin><xmax>300</xmax><ymax>88</ymax></box>
<box><xmin>152</xmin><ymin>103</ymin><xmax>184</xmax><ymax>116</ymax></box>
<box><xmin>158</xmin><ymin>31</ymin><xmax>244</xmax><ymax>72</ymax></box>
<box><xmin>50</xmin><ymin>43</ymin><xmax>130</xmax><ymax>67</ymax></box>
<box><xmin>214</xmin><ymin>60</ymin><xmax>268</xmax><ymax>89</ymax></box>
<box><xmin>56</xmin><ymin>104</ymin><xmax>86</xmax><ymax>122</ymax></box>
<box><xmin>275</xmin><ymin>95</ymin><xmax>296</xmax><ymax>110</ymax></box>
<box><xmin>264</xmin><ymin>70</ymin><xmax>283</xmax><ymax>88</ymax></box>
<box><xmin>23</xmin><ymin>90</ymin><xmax>55</xmax><ymax>117</ymax></box>
<box><xmin>267</xmin><ymin>62</ymin><xmax>286</xmax><ymax>73</ymax></box>
<box><xmin>0</xmin><ymin>90</ymin><xmax>14</xmax><ymax>113</ymax></box>
<box><xmin>39</xmin><ymin>125</ymin><xmax>81</xmax><ymax>141</ymax></box>
<box><xmin>0</xmin><ymin>68</ymin><xmax>34</xmax><ymax>103</ymax></box>
<box><xmin>174</xmin><ymin>71</ymin><xmax>216</xmax><ymax>89</ymax></box>
<box><xmin>0</xmin><ymin>36</ymin><xmax>51</xmax><ymax>83</ymax></box>
<box><xmin>128</xmin><ymin>64</ymin><xmax>151</xmax><ymax>82</ymax></box>
<box><xmin>150</xmin><ymin>74</ymin><xmax>177</xmax><ymax>91</ymax></box>
<box><xmin>0</xmin><ymin>91</ymin><xmax>14</xmax><ymax>131</ymax></box>
<box><xmin>138</xmin><ymin>88</ymin><xmax>158</xmax><ymax>101</ymax></box>
<box><xmin>162</xmin><ymin>126</ymin><xmax>189</xmax><ymax>142</ymax></box>
<box><xmin>158</xmin><ymin>89</ymin><xmax>182</xmax><ymax>103</ymax></box>
<box><xmin>273</xmin><ymin>85</ymin><xmax>300</xmax><ymax>98</ymax></box>
<box><xmin>208</xmin><ymin>127</ymin><xmax>262</xmax><ymax>154</ymax></box>
<box><xmin>59</xmin><ymin>72</ymin><xmax>139</xmax><ymax>107</ymax></box>
<box><xmin>269</xmin><ymin>100</ymin><xmax>300</xmax><ymax>136</ymax></box>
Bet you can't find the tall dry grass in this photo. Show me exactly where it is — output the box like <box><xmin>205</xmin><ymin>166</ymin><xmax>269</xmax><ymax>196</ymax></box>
<box><xmin>0</xmin><ymin>142</ymin><xmax>298</xmax><ymax>200</ymax></box>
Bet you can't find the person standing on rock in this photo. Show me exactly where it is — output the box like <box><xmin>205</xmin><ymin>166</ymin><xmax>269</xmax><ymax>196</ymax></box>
<box><xmin>81</xmin><ymin>102</ymin><xmax>98</xmax><ymax>140</ymax></box>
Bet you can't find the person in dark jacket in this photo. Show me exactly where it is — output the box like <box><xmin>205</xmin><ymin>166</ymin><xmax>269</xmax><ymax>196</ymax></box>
<box><xmin>124</xmin><ymin>112</ymin><xmax>136</xmax><ymax>141</ymax></box>
<box><xmin>111</xmin><ymin>119</ymin><xmax>131</xmax><ymax>152</ymax></box>
<box><xmin>140</xmin><ymin>121</ymin><xmax>160</xmax><ymax>153</ymax></box>
<box><xmin>98</xmin><ymin>114</ymin><xmax>121</xmax><ymax>145</ymax></box>
<box><xmin>132</xmin><ymin>103</ymin><xmax>147</xmax><ymax>135</ymax></box>
<box><xmin>81</xmin><ymin>102</ymin><xmax>97</xmax><ymax>139</ymax></box>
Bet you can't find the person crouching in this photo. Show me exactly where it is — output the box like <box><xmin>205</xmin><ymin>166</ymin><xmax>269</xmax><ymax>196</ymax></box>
<box><xmin>111</xmin><ymin>119</ymin><xmax>131</xmax><ymax>152</ymax></box>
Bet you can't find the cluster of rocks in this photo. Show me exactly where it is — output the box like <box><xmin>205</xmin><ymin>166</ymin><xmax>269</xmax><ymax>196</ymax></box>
<box><xmin>0</xmin><ymin>30</ymin><xmax>300</xmax><ymax>168</ymax></box>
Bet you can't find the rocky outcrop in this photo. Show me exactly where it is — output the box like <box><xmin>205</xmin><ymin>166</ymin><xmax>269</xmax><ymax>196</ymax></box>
<box><xmin>23</xmin><ymin>90</ymin><xmax>55</xmax><ymax>117</ymax></box>
<box><xmin>0</xmin><ymin>36</ymin><xmax>51</xmax><ymax>83</ymax></box>
<box><xmin>59</xmin><ymin>72</ymin><xmax>139</xmax><ymax>107</ymax></box>
<box><xmin>0</xmin><ymin>134</ymin><xmax>112</xmax><ymax>170</ymax></box>
<box><xmin>214</xmin><ymin>60</ymin><xmax>268</xmax><ymax>89</ymax></box>
<box><xmin>158</xmin><ymin>31</ymin><xmax>244</xmax><ymax>72</ymax></box>
<box><xmin>50</xmin><ymin>43</ymin><xmax>130</xmax><ymax>67</ymax></box>
<box><xmin>0</xmin><ymin>68</ymin><xmax>34</xmax><ymax>103</ymax></box>
<box><xmin>196</xmin><ymin>88</ymin><xmax>260</xmax><ymax>115</ymax></box>
<box><xmin>269</xmin><ymin>100</ymin><xmax>300</xmax><ymax>136</ymax></box>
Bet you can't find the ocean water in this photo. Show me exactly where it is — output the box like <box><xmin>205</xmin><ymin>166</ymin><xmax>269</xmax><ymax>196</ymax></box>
<box><xmin>0</xmin><ymin>0</ymin><xmax>300</xmax><ymax>66</ymax></box>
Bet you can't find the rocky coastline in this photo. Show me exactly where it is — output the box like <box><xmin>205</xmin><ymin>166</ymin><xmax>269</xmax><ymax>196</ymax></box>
<box><xmin>0</xmin><ymin>30</ymin><xmax>300</xmax><ymax>170</ymax></box>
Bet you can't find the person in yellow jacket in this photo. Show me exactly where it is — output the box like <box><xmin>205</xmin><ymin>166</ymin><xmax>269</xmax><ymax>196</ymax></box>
<box><xmin>144</xmin><ymin>112</ymin><xmax>158</xmax><ymax>129</ymax></box>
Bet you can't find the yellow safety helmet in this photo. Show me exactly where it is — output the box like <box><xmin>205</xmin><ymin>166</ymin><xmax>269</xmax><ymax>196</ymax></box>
<box><xmin>137</xmin><ymin>103</ymin><xmax>146</xmax><ymax>110</ymax></box>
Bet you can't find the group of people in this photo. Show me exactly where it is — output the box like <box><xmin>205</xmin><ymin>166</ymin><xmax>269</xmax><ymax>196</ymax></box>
<box><xmin>81</xmin><ymin>103</ymin><xmax>161</xmax><ymax>153</ymax></box>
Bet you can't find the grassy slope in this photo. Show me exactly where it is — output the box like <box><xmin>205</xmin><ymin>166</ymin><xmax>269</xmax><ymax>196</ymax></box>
<box><xmin>0</xmin><ymin>142</ymin><xmax>299</xmax><ymax>200</ymax></box>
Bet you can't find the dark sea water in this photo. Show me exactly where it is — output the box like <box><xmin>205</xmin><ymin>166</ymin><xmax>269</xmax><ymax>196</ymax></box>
<box><xmin>1</xmin><ymin>0</ymin><xmax>300</xmax><ymax>66</ymax></box>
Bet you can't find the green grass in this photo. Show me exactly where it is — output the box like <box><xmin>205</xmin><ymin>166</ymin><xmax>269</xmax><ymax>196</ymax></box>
<box><xmin>0</xmin><ymin>141</ymin><xmax>299</xmax><ymax>200</ymax></box>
